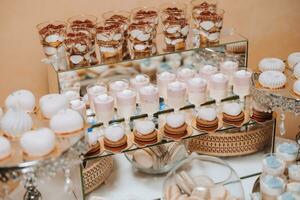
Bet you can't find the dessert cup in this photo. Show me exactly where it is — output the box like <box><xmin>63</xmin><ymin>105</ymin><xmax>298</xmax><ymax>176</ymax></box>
<box><xmin>187</xmin><ymin>77</ymin><xmax>207</xmax><ymax>109</ymax></box>
<box><xmin>86</xmin><ymin>83</ymin><xmax>107</xmax><ymax>111</ymax></box>
<box><xmin>288</xmin><ymin>164</ymin><xmax>300</xmax><ymax>182</ymax></box>
<box><xmin>108</xmin><ymin>79</ymin><xmax>129</xmax><ymax>104</ymax></box>
<box><xmin>209</xmin><ymin>73</ymin><xmax>228</xmax><ymax>112</ymax></box>
<box><xmin>232</xmin><ymin>70</ymin><xmax>252</xmax><ymax>103</ymax></box>
<box><xmin>131</xmin><ymin>6</ymin><xmax>159</xmax><ymax>28</ymax></box>
<box><xmin>130</xmin><ymin>74</ymin><xmax>150</xmax><ymax>102</ymax></box>
<box><xmin>96</xmin><ymin>21</ymin><xmax>124</xmax><ymax>64</ymax></box>
<box><xmin>276</xmin><ymin>142</ymin><xmax>299</xmax><ymax>164</ymax></box>
<box><xmin>198</xmin><ymin>64</ymin><xmax>218</xmax><ymax>89</ymax></box>
<box><xmin>220</xmin><ymin>60</ymin><xmax>239</xmax><ymax>88</ymax></box>
<box><xmin>191</xmin><ymin>0</ymin><xmax>218</xmax><ymax>15</ymax></box>
<box><xmin>177</xmin><ymin>67</ymin><xmax>196</xmax><ymax>83</ymax></box>
<box><xmin>70</xmin><ymin>99</ymin><xmax>86</xmax><ymax>120</ymax></box>
<box><xmin>139</xmin><ymin>84</ymin><xmax>159</xmax><ymax>119</ymax></box>
<box><xmin>93</xmin><ymin>94</ymin><xmax>114</xmax><ymax>126</ymax></box>
<box><xmin>167</xmin><ymin>81</ymin><xmax>187</xmax><ymax>111</ymax></box>
<box><xmin>262</xmin><ymin>154</ymin><xmax>286</xmax><ymax>176</ymax></box>
<box><xmin>260</xmin><ymin>174</ymin><xmax>286</xmax><ymax>200</ymax></box>
<box><xmin>157</xmin><ymin>71</ymin><xmax>177</xmax><ymax>101</ymax></box>
<box><xmin>116</xmin><ymin>89</ymin><xmax>137</xmax><ymax>127</ymax></box>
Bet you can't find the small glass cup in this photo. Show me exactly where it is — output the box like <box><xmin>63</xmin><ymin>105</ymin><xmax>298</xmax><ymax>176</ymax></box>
<box><xmin>139</xmin><ymin>84</ymin><xmax>160</xmax><ymax>119</ymax></box>
<box><xmin>157</xmin><ymin>71</ymin><xmax>177</xmax><ymax>101</ymax></box>
<box><xmin>93</xmin><ymin>94</ymin><xmax>114</xmax><ymax>127</ymax></box>
<box><xmin>131</xmin><ymin>6</ymin><xmax>159</xmax><ymax>28</ymax></box>
<box><xmin>130</xmin><ymin>74</ymin><xmax>150</xmax><ymax>102</ymax></box>
<box><xmin>96</xmin><ymin>21</ymin><xmax>124</xmax><ymax>64</ymax></box>
<box><xmin>108</xmin><ymin>79</ymin><xmax>130</xmax><ymax>104</ymax></box>
<box><xmin>232</xmin><ymin>70</ymin><xmax>252</xmax><ymax>103</ymax></box>
<box><xmin>187</xmin><ymin>77</ymin><xmax>207</xmax><ymax>110</ymax></box>
<box><xmin>167</xmin><ymin>81</ymin><xmax>187</xmax><ymax>111</ymax></box>
<box><xmin>116</xmin><ymin>89</ymin><xmax>137</xmax><ymax>127</ymax></box>
<box><xmin>86</xmin><ymin>83</ymin><xmax>107</xmax><ymax>111</ymax></box>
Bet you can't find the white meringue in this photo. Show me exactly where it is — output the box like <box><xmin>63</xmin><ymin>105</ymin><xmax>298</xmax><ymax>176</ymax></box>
<box><xmin>5</xmin><ymin>89</ymin><xmax>36</xmax><ymax>112</ymax></box>
<box><xmin>258</xmin><ymin>71</ymin><xmax>286</xmax><ymax>89</ymax></box>
<box><xmin>198</xmin><ymin>107</ymin><xmax>217</xmax><ymax>121</ymax></box>
<box><xmin>258</xmin><ymin>58</ymin><xmax>285</xmax><ymax>72</ymax></box>
<box><xmin>104</xmin><ymin>125</ymin><xmax>125</xmax><ymax>142</ymax></box>
<box><xmin>39</xmin><ymin>94</ymin><xmax>69</xmax><ymax>119</ymax></box>
<box><xmin>166</xmin><ymin>113</ymin><xmax>185</xmax><ymax>128</ymax></box>
<box><xmin>223</xmin><ymin>102</ymin><xmax>242</xmax><ymax>116</ymax></box>
<box><xmin>135</xmin><ymin>120</ymin><xmax>155</xmax><ymax>135</ymax></box>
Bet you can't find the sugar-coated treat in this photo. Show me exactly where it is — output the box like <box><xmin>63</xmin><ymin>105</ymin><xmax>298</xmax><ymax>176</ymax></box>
<box><xmin>287</xmin><ymin>182</ymin><xmax>300</xmax><ymax>195</ymax></box>
<box><xmin>50</xmin><ymin>109</ymin><xmax>84</xmax><ymax>134</ymax></box>
<box><xmin>223</xmin><ymin>102</ymin><xmax>242</xmax><ymax>116</ymax></box>
<box><xmin>293</xmin><ymin>80</ymin><xmax>300</xmax><ymax>96</ymax></box>
<box><xmin>277</xmin><ymin>192</ymin><xmax>300</xmax><ymax>200</ymax></box>
<box><xmin>289</xmin><ymin>164</ymin><xmax>300</xmax><ymax>182</ymax></box>
<box><xmin>39</xmin><ymin>94</ymin><xmax>69</xmax><ymax>119</ymax></box>
<box><xmin>5</xmin><ymin>90</ymin><xmax>36</xmax><ymax>113</ymax></box>
<box><xmin>135</xmin><ymin>120</ymin><xmax>155</xmax><ymax>135</ymax></box>
<box><xmin>276</xmin><ymin>142</ymin><xmax>299</xmax><ymax>162</ymax></box>
<box><xmin>260</xmin><ymin>175</ymin><xmax>286</xmax><ymax>197</ymax></box>
<box><xmin>258</xmin><ymin>71</ymin><xmax>286</xmax><ymax>89</ymax></box>
<box><xmin>0</xmin><ymin>136</ymin><xmax>11</xmax><ymax>160</ymax></box>
<box><xmin>293</xmin><ymin>63</ymin><xmax>300</xmax><ymax>79</ymax></box>
<box><xmin>104</xmin><ymin>125</ymin><xmax>125</xmax><ymax>142</ymax></box>
<box><xmin>1</xmin><ymin>108</ymin><xmax>33</xmax><ymax>137</ymax></box>
<box><xmin>132</xmin><ymin>149</ymin><xmax>153</xmax><ymax>168</ymax></box>
<box><xmin>262</xmin><ymin>155</ymin><xmax>286</xmax><ymax>176</ymax></box>
<box><xmin>258</xmin><ymin>58</ymin><xmax>285</xmax><ymax>72</ymax></box>
<box><xmin>288</xmin><ymin>52</ymin><xmax>300</xmax><ymax>69</ymax></box>
<box><xmin>20</xmin><ymin>128</ymin><xmax>56</xmax><ymax>157</ymax></box>
<box><xmin>166</xmin><ymin>113</ymin><xmax>185</xmax><ymax>128</ymax></box>
<box><xmin>198</xmin><ymin>107</ymin><xmax>217</xmax><ymax>121</ymax></box>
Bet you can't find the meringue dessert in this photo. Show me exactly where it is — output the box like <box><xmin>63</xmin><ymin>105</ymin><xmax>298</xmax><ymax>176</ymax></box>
<box><xmin>5</xmin><ymin>89</ymin><xmax>36</xmax><ymax>113</ymax></box>
<box><xmin>187</xmin><ymin>77</ymin><xmax>207</xmax><ymax>106</ymax></box>
<box><xmin>258</xmin><ymin>71</ymin><xmax>286</xmax><ymax>89</ymax></box>
<box><xmin>222</xmin><ymin>102</ymin><xmax>244</xmax><ymax>126</ymax></box>
<box><xmin>157</xmin><ymin>71</ymin><xmax>176</xmax><ymax>100</ymax></box>
<box><xmin>196</xmin><ymin>107</ymin><xmax>218</xmax><ymax>131</ymax></box>
<box><xmin>293</xmin><ymin>80</ymin><xmax>300</xmax><ymax>96</ymax></box>
<box><xmin>209</xmin><ymin>73</ymin><xmax>228</xmax><ymax>101</ymax></box>
<box><xmin>139</xmin><ymin>85</ymin><xmax>159</xmax><ymax>116</ymax></box>
<box><xmin>276</xmin><ymin>142</ymin><xmax>299</xmax><ymax>163</ymax></box>
<box><xmin>134</xmin><ymin>120</ymin><xmax>158</xmax><ymax>145</ymax></box>
<box><xmin>232</xmin><ymin>70</ymin><xmax>252</xmax><ymax>98</ymax></box>
<box><xmin>164</xmin><ymin>113</ymin><xmax>188</xmax><ymax>139</ymax></box>
<box><xmin>288</xmin><ymin>52</ymin><xmax>300</xmax><ymax>69</ymax></box>
<box><xmin>116</xmin><ymin>89</ymin><xmax>136</xmax><ymax>120</ymax></box>
<box><xmin>39</xmin><ymin>94</ymin><xmax>69</xmax><ymax>119</ymax></box>
<box><xmin>50</xmin><ymin>109</ymin><xmax>84</xmax><ymax>135</ymax></box>
<box><xmin>262</xmin><ymin>154</ymin><xmax>286</xmax><ymax>176</ymax></box>
<box><xmin>258</xmin><ymin>58</ymin><xmax>285</xmax><ymax>72</ymax></box>
<box><xmin>1</xmin><ymin>108</ymin><xmax>33</xmax><ymax>138</ymax></box>
<box><xmin>177</xmin><ymin>68</ymin><xmax>196</xmax><ymax>83</ymax></box>
<box><xmin>93</xmin><ymin>94</ymin><xmax>114</xmax><ymax>125</ymax></box>
<box><xmin>167</xmin><ymin>81</ymin><xmax>187</xmax><ymax>110</ymax></box>
<box><xmin>260</xmin><ymin>175</ymin><xmax>286</xmax><ymax>199</ymax></box>
<box><xmin>0</xmin><ymin>136</ymin><xmax>11</xmax><ymax>160</ymax></box>
<box><xmin>20</xmin><ymin>128</ymin><xmax>56</xmax><ymax>158</ymax></box>
<box><xmin>288</xmin><ymin>164</ymin><xmax>300</xmax><ymax>182</ymax></box>
<box><xmin>103</xmin><ymin>124</ymin><xmax>127</xmax><ymax>151</ymax></box>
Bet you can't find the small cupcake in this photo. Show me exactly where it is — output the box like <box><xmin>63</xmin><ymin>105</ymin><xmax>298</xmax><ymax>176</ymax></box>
<box><xmin>103</xmin><ymin>124</ymin><xmax>127</xmax><ymax>151</ymax></box>
<box><xmin>293</xmin><ymin>63</ymin><xmax>300</xmax><ymax>79</ymax></box>
<box><xmin>222</xmin><ymin>102</ymin><xmax>245</xmax><ymax>126</ymax></box>
<box><xmin>0</xmin><ymin>136</ymin><xmax>11</xmax><ymax>160</ymax></box>
<box><xmin>196</xmin><ymin>107</ymin><xmax>218</xmax><ymax>131</ymax></box>
<box><xmin>287</xmin><ymin>182</ymin><xmax>300</xmax><ymax>195</ymax></box>
<box><xmin>262</xmin><ymin>154</ymin><xmax>286</xmax><ymax>176</ymax></box>
<box><xmin>288</xmin><ymin>52</ymin><xmax>300</xmax><ymax>69</ymax></box>
<box><xmin>277</xmin><ymin>192</ymin><xmax>300</xmax><ymax>200</ymax></box>
<box><xmin>293</xmin><ymin>80</ymin><xmax>300</xmax><ymax>96</ymax></box>
<box><xmin>134</xmin><ymin>120</ymin><xmax>158</xmax><ymax>146</ymax></box>
<box><xmin>258</xmin><ymin>71</ymin><xmax>287</xmax><ymax>89</ymax></box>
<box><xmin>288</xmin><ymin>164</ymin><xmax>300</xmax><ymax>182</ymax></box>
<box><xmin>260</xmin><ymin>175</ymin><xmax>286</xmax><ymax>199</ymax></box>
<box><xmin>258</xmin><ymin>58</ymin><xmax>285</xmax><ymax>72</ymax></box>
<box><xmin>164</xmin><ymin>113</ymin><xmax>188</xmax><ymax>139</ymax></box>
<box><xmin>276</xmin><ymin>142</ymin><xmax>299</xmax><ymax>163</ymax></box>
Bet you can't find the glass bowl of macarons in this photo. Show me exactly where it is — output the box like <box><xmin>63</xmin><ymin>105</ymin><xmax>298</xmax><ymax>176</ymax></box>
<box><xmin>162</xmin><ymin>154</ymin><xmax>245</xmax><ymax>200</ymax></box>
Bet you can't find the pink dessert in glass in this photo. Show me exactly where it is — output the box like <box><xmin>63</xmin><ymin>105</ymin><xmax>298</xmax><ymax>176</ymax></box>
<box><xmin>177</xmin><ymin>68</ymin><xmax>196</xmax><ymax>83</ymax></box>
<box><xmin>220</xmin><ymin>60</ymin><xmax>239</xmax><ymax>86</ymax></box>
<box><xmin>130</xmin><ymin>74</ymin><xmax>150</xmax><ymax>102</ymax></box>
<box><xmin>198</xmin><ymin>65</ymin><xmax>218</xmax><ymax>88</ymax></box>
<box><xmin>187</xmin><ymin>77</ymin><xmax>207</xmax><ymax>107</ymax></box>
<box><xmin>139</xmin><ymin>84</ymin><xmax>159</xmax><ymax>117</ymax></box>
<box><xmin>167</xmin><ymin>81</ymin><xmax>187</xmax><ymax>110</ymax></box>
<box><xmin>109</xmin><ymin>80</ymin><xmax>129</xmax><ymax>101</ymax></box>
<box><xmin>233</xmin><ymin>70</ymin><xmax>252</xmax><ymax>100</ymax></box>
<box><xmin>86</xmin><ymin>83</ymin><xmax>107</xmax><ymax>110</ymax></box>
<box><xmin>116</xmin><ymin>89</ymin><xmax>137</xmax><ymax>121</ymax></box>
<box><xmin>157</xmin><ymin>71</ymin><xmax>176</xmax><ymax>100</ymax></box>
<box><xmin>209</xmin><ymin>73</ymin><xmax>228</xmax><ymax>101</ymax></box>
<box><xmin>94</xmin><ymin>94</ymin><xmax>114</xmax><ymax>125</ymax></box>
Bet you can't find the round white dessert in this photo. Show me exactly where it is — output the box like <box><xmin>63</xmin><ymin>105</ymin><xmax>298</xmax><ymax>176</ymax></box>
<box><xmin>198</xmin><ymin>107</ymin><xmax>217</xmax><ymax>121</ymax></box>
<box><xmin>5</xmin><ymin>89</ymin><xmax>36</xmax><ymax>113</ymax></box>
<box><xmin>288</xmin><ymin>52</ymin><xmax>300</xmax><ymax>69</ymax></box>
<box><xmin>39</xmin><ymin>94</ymin><xmax>69</xmax><ymax>119</ymax></box>
<box><xmin>166</xmin><ymin>113</ymin><xmax>185</xmax><ymax>128</ymax></box>
<box><xmin>223</xmin><ymin>102</ymin><xmax>242</xmax><ymax>116</ymax></box>
<box><xmin>258</xmin><ymin>58</ymin><xmax>285</xmax><ymax>72</ymax></box>
<box><xmin>135</xmin><ymin>120</ymin><xmax>155</xmax><ymax>135</ymax></box>
<box><xmin>262</xmin><ymin>155</ymin><xmax>286</xmax><ymax>176</ymax></box>
<box><xmin>258</xmin><ymin>71</ymin><xmax>286</xmax><ymax>89</ymax></box>
<box><xmin>260</xmin><ymin>175</ymin><xmax>285</xmax><ymax>197</ymax></box>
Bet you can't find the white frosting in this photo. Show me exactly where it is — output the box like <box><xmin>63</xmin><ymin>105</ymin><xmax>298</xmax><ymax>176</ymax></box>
<box><xmin>117</xmin><ymin>89</ymin><xmax>135</xmax><ymax>98</ymax></box>
<box><xmin>258</xmin><ymin>58</ymin><xmax>285</xmax><ymax>72</ymax></box>
<box><xmin>200</xmin><ymin>21</ymin><xmax>214</xmax><ymax>31</ymax></box>
<box><xmin>135</xmin><ymin>120</ymin><xmax>155</xmax><ymax>135</ymax></box>
<box><xmin>134</xmin><ymin>74</ymin><xmax>148</xmax><ymax>83</ymax></box>
<box><xmin>293</xmin><ymin>80</ymin><xmax>300</xmax><ymax>95</ymax></box>
<box><xmin>168</xmin><ymin>81</ymin><xmax>186</xmax><ymax>91</ymax></box>
<box><xmin>89</xmin><ymin>85</ymin><xmax>106</xmax><ymax>95</ymax></box>
<box><xmin>5</xmin><ymin>89</ymin><xmax>36</xmax><ymax>112</ymax></box>
<box><xmin>104</xmin><ymin>125</ymin><xmax>125</xmax><ymax>142</ymax></box>
<box><xmin>0</xmin><ymin>136</ymin><xmax>11</xmax><ymax>160</ymax></box>
<box><xmin>50</xmin><ymin>109</ymin><xmax>84</xmax><ymax>134</ymax></box>
<box><xmin>178</xmin><ymin>68</ymin><xmax>195</xmax><ymax>77</ymax></box>
<box><xmin>288</xmin><ymin>52</ymin><xmax>300</xmax><ymax>69</ymax></box>
<box><xmin>188</xmin><ymin>77</ymin><xmax>207</xmax><ymax>87</ymax></box>
<box><xmin>235</xmin><ymin>70</ymin><xmax>252</xmax><ymax>78</ymax></box>
<box><xmin>160</xmin><ymin>71</ymin><xmax>176</xmax><ymax>80</ymax></box>
<box><xmin>166</xmin><ymin>113</ymin><xmax>185</xmax><ymax>128</ymax></box>
<box><xmin>1</xmin><ymin>108</ymin><xmax>33</xmax><ymax>136</ymax></box>
<box><xmin>70</xmin><ymin>55</ymin><xmax>83</xmax><ymax>64</ymax></box>
<box><xmin>140</xmin><ymin>85</ymin><xmax>157</xmax><ymax>95</ymax></box>
<box><xmin>94</xmin><ymin>94</ymin><xmax>113</xmax><ymax>103</ymax></box>
<box><xmin>110</xmin><ymin>80</ymin><xmax>129</xmax><ymax>91</ymax></box>
<box><xmin>258</xmin><ymin>71</ymin><xmax>286</xmax><ymax>89</ymax></box>
<box><xmin>20</xmin><ymin>128</ymin><xmax>56</xmax><ymax>157</ymax></box>
<box><xmin>294</xmin><ymin>63</ymin><xmax>300</xmax><ymax>79</ymax></box>
<box><xmin>221</xmin><ymin>60</ymin><xmax>239</xmax><ymax>70</ymax></box>
<box><xmin>198</xmin><ymin>107</ymin><xmax>217</xmax><ymax>121</ymax></box>
<box><xmin>223</xmin><ymin>102</ymin><xmax>242</xmax><ymax>116</ymax></box>
<box><xmin>211</xmin><ymin>73</ymin><xmax>228</xmax><ymax>82</ymax></box>
<box><xmin>39</xmin><ymin>94</ymin><xmax>69</xmax><ymax>119</ymax></box>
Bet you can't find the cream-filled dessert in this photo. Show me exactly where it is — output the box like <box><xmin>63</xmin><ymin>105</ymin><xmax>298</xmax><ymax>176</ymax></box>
<box><xmin>262</xmin><ymin>154</ymin><xmax>286</xmax><ymax>176</ymax></box>
<box><xmin>20</xmin><ymin>128</ymin><xmax>56</xmax><ymax>157</ymax></box>
<box><xmin>209</xmin><ymin>73</ymin><xmax>228</xmax><ymax>101</ymax></box>
<box><xmin>167</xmin><ymin>81</ymin><xmax>187</xmax><ymax>110</ymax></box>
<box><xmin>187</xmin><ymin>77</ymin><xmax>207</xmax><ymax>106</ymax></box>
<box><xmin>260</xmin><ymin>175</ymin><xmax>286</xmax><ymax>199</ymax></box>
<box><xmin>196</xmin><ymin>107</ymin><xmax>218</xmax><ymax>131</ymax></box>
<box><xmin>276</xmin><ymin>142</ymin><xmax>299</xmax><ymax>163</ymax></box>
<box><xmin>287</xmin><ymin>182</ymin><xmax>300</xmax><ymax>195</ymax></box>
<box><xmin>222</xmin><ymin>102</ymin><xmax>245</xmax><ymax>125</ymax></box>
<box><xmin>116</xmin><ymin>89</ymin><xmax>136</xmax><ymax>120</ymax></box>
<box><xmin>232</xmin><ymin>70</ymin><xmax>252</xmax><ymax>98</ymax></box>
<box><xmin>130</xmin><ymin>74</ymin><xmax>150</xmax><ymax>102</ymax></box>
<box><xmin>0</xmin><ymin>136</ymin><xmax>11</xmax><ymax>160</ymax></box>
<box><xmin>5</xmin><ymin>89</ymin><xmax>36</xmax><ymax>113</ymax></box>
<box><xmin>293</xmin><ymin>80</ymin><xmax>300</xmax><ymax>96</ymax></box>
<box><xmin>86</xmin><ymin>83</ymin><xmax>107</xmax><ymax>110</ymax></box>
<box><xmin>198</xmin><ymin>65</ymin><xmax>218</xmax><ymax>87</ymax></box>
<box><xmin>288</xmin><ymin>52</ymin><xmax>300</xmax><ymax>69</ymax></box>
<box><xmin>177</xmin><ymin>68</ymin><xmax>196</xmax><ymax>83</ymax></box>
<box><xmin>293</xmin><ymin>63</ymin><xmax>300</xmax><ymax>79</ymax></box>
<box><xmin>220</xmin><ymin>60</ymin><xmax>239</xmax><ymax>86</ymax></box>
<box><xmin>109</xmin><ymin>80</ymin><xmax>129</xmax><ymax>101</ymax></box>
<box><xmin>164</xmin><ymin>113</ymin><xmax>188</xmax><ymax>139</ymax></box>
<box><xmin>70</xmin><ymin>99</ymin><xmax>86</xmax><ymax>119</ymax></box>
<box><xmin>39</xmin><ymin>94</ymin><xmax>69</xmax><ymax>119</ymax></box>
<box><xmin>288</xmin><ymin>164</ymin><xmax>300</xmax><ymax>182</ymax></box>
<box><xmin>103</xmin><ymin>124</ymin><xmax>127</xmax><ymax>150</ymax></box>
<box><xmin>93</xmin><ymin>94</ymin><xmax>114</xmax><ymax>124</ymax></box>
<box><xmin>134</xmin><ymin>120</ymin><xmax>157</xmax><ymax>145</ymax></box>
<box><xmin>1</xmin><ymin>108</ymin><xmax>33</xmax><ymax>137</ymax></box>
<box><xmin>259</xmin><ymin>58</ymin><xmax>285</xmax><ymax>72</ymax></box>
<box><xmin>259</xmin><ymin>71</ymin><xmax>287</xmax><ymax>89</ymax></box>
<box><xmin>139</xmin><ymin>85</ymin><xmax>159</xmax><ymax>116</ymax></box>
<box><xmin>157</xmin><ymin>71</ymin><xmax>176</xmax><ymax>100</ymax></box>
<box><xmin>50</xmin><ymin>109</ymin><xmax>84</xmax><ymax>135</ymax></box>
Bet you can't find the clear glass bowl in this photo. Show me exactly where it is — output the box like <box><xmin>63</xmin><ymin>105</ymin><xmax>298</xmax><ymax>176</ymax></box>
<box><xmin>124</xmin><ymin>142</ymin><xmax>187</xmax><ymax>174</ymax></box>
<box><xmin>162</xmin><ymin>154</ymin><xmax>245</xmax><ymax>199</ymax></box>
